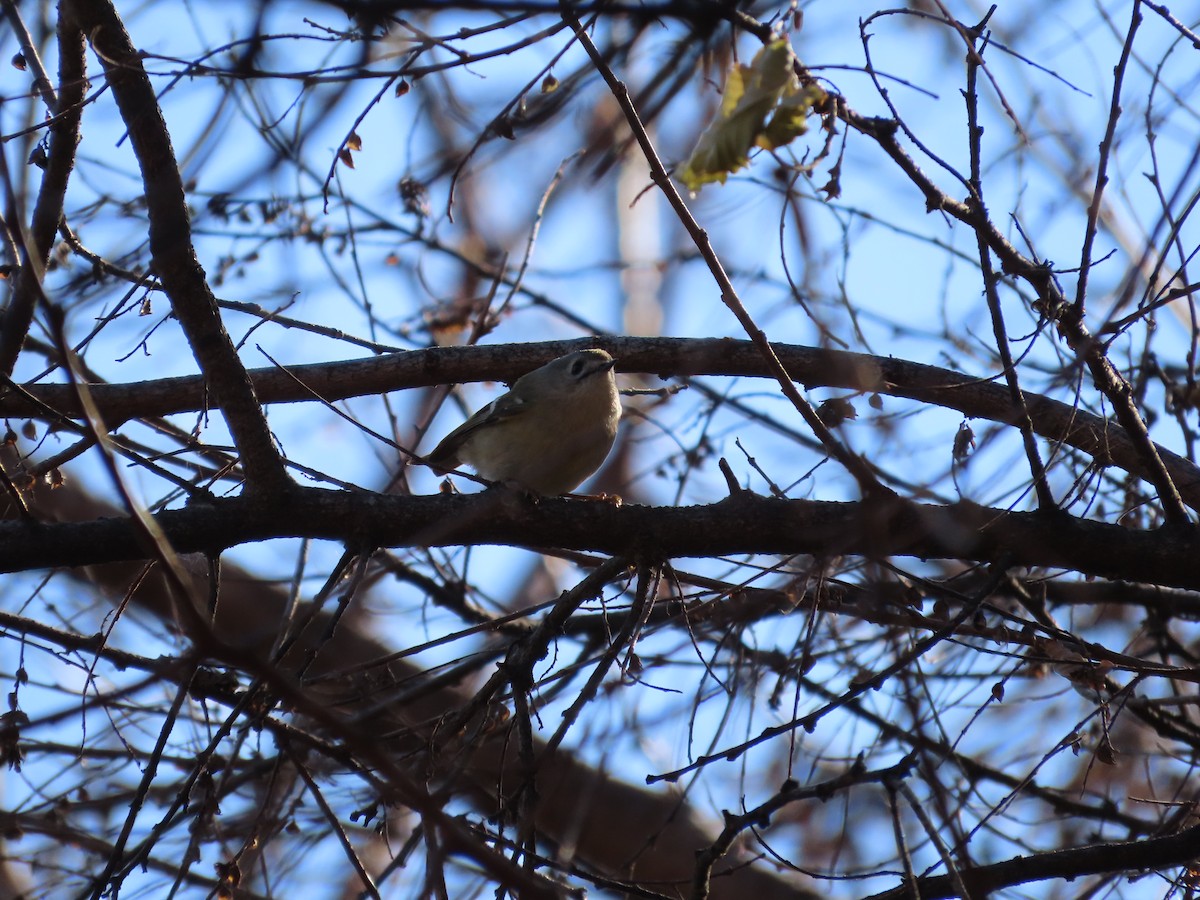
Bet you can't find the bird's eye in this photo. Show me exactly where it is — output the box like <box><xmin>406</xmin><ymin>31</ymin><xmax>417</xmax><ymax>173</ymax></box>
<box><xmin>570</xmin><ymin>359</ymin><xmax>586</xmax><ymax>377</ymax></box>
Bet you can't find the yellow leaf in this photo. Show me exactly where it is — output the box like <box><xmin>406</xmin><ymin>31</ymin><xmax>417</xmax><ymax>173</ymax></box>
<box><xmin>759</xmin><ymin>83</ymin><xmax>825</xmax><ymax>150</ymax></box>
<box><xmin>678</xmin><ymin>40</ymin><xmax>825</xmax><ymax>192</ymax></box>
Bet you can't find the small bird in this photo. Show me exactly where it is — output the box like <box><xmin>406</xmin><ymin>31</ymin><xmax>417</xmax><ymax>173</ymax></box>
<box><xmin>426</xmin><ymin>349</ymin><xmax>621</xmax><ymax>495</ymax></box>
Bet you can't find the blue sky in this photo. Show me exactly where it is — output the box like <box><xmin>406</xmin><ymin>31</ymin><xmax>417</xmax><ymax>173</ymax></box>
<box><xmin>2</xmin><ymin>0</ymin><xmax>1198</xmax><ymax>895</ymax></box>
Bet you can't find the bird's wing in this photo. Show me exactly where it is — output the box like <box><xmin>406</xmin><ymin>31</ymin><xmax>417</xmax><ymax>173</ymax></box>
<box><xmin>426</xmin><ymin>391</ymin><xmax>528</xmax><ymax>468</ymax></box>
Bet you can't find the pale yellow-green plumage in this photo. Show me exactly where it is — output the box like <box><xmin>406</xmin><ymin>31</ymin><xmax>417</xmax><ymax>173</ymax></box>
<box><xmin>427</xmin><ymin>349</ymin><xmax>621</xmax><ymax>495</ymax></box>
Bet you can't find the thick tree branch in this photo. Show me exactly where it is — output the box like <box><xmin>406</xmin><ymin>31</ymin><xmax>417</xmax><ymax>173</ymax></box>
<box><xmin>6</xmin><ymin>337</ymin><xmax>1199</xmax><ymax>509</ymax></box>
<box><xmin>864</xmin><ymin>818</ymin><xmax>1200</xmax><ymax>899</ymax></box>
<box><xmin>2</xmin><ymin>486</ymin><xmax>1198</xmax><ymax>589</ymax></box>
<box><xmin>61</xmin><ymin>0</ymin><xmax>291</xmax><ymax>495</ymax></box>
<box><xmin>0</xmin><ymin>9</ymin><xmax>86</xmax><ymax>375</ymax></box>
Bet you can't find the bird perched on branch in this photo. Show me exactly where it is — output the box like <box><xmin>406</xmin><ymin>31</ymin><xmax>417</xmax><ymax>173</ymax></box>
<box><xmin>427</xmin><ymin>349</ymin><xmax>621</xmax><ymax>495</ymax></box>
